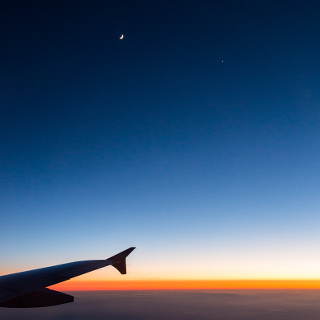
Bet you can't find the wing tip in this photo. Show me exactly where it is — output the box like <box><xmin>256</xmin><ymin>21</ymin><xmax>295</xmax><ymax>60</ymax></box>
<box><xmin>107</xmin><ymin>247</ymin><xmax>136</xmax><ymax>275</ymax></box>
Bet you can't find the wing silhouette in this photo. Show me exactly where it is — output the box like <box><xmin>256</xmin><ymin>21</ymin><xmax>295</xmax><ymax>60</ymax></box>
<box><xmin>0</xmin><ymin>247</ymin><xmax>135</xmax><ymax>308</ymax></box>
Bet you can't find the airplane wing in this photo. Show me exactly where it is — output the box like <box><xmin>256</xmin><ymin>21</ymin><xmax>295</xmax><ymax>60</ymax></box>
<box><xmin>0</xmin><ymin>247</ymin><xmax>135</xmax><ymax>308</ymax></box>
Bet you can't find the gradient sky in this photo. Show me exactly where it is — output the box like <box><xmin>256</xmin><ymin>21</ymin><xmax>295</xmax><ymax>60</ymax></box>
<box><xmin>1</xmin><ymin>1</ymin><xmax>320</xmax><ymax>284</ymax></box>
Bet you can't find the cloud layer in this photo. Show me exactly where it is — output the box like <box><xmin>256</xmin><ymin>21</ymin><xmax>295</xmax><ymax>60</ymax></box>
<box><xmin>2</xmin><ymin>290</ymin><xmax>320</xmax><ymax>319</ymax></box>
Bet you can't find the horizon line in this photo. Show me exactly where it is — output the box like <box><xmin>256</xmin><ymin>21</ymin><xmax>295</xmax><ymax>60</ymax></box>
<box><xmin>51</xmin><ymin>279</ymin><xmax>320</xmax><ymax>291</ymax></box>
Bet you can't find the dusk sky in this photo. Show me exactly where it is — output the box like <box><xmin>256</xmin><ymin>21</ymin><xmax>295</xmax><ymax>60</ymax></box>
<box><xmin>1</xmin><ymin>1</ymin><xmax>320</xmax><ymax>287</ymax></box>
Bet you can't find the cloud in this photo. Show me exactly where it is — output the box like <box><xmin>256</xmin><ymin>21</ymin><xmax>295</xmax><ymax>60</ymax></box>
<box><xmin>2</xmin><ymin>290</ymin><xmax>320</xmax><ymax>319</ymax></box>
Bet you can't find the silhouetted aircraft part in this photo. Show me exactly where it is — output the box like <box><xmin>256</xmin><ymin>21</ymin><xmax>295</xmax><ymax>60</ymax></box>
<box><xmin>108</xmin><ymin>246</ymin><xmax>135</xmax><ymax>274</ymax></box>
<box><xmin>0</xmin><ymin>247</ymin><xmax>135</xmax><ymax>308</ymax></box>
<box><xmin>0</xmin><ymin>288</ymin><xmax>74</xmax><ymax>308</ymax></box>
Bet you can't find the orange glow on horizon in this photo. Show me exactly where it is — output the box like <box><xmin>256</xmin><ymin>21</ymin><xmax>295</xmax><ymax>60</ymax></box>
<box><xmin>51</xmin><ymin>279</ymin><xmax>320</xmax><ymax>291</ymax></box>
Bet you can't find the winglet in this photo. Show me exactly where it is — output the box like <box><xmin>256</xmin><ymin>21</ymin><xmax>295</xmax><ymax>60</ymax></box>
<box><xmin>107</xmin><ymin>247</ymin><xmax>135</xmax><ymax>274</ymax></box>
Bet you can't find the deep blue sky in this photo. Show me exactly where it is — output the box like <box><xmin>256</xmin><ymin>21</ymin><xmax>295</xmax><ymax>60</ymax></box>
<box><xmin>1</xmin><ymin>1</ymin><xmax>320</xmax><ymax>279</ymax></box>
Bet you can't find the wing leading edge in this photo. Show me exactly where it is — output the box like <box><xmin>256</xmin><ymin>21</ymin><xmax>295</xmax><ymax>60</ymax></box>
<box><xmin>0</xmin><ymin>247</ymin><xmax>135</xmax><ymax>308</ymax></box>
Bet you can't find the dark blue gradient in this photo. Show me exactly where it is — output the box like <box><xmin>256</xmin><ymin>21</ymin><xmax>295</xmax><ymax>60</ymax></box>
<box><xmin>1</xmin><ymin>1</ymin><xmax>320</xmax><ymax>277</ymax></box>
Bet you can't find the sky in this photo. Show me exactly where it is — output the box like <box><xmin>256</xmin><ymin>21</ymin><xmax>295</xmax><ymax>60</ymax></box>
<box><xmin>1</xmin><ymin>1</ymin><xmax>320</xmax><ymax>287</ymax></box>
